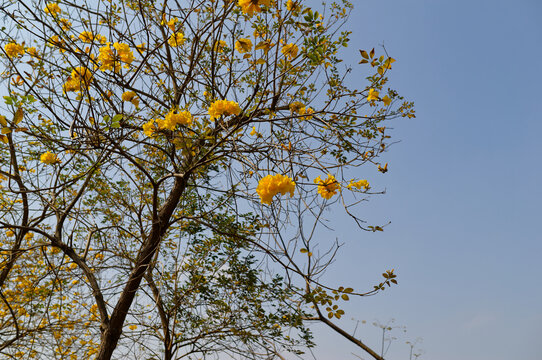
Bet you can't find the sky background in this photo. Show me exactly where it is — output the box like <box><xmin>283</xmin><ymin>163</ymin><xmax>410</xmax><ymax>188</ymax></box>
<box><xmin>308</xmin><ymin>0</ymin><xmax>542</xmax><ymax>359</ymax></box>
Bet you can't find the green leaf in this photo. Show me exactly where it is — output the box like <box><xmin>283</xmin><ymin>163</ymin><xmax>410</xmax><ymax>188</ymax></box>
<box><xmin>360</xmin><ymin>50</ymin><xmax>369</xmax><ymax>59</ymax></box>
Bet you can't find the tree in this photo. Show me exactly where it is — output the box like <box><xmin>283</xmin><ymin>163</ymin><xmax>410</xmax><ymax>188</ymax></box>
<box><xmin>0</xmin><ymin>0</ymin><xmax>415</xmax><ymax>359</ymax></box>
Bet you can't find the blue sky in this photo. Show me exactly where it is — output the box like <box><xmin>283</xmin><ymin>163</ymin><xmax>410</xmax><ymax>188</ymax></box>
<box><xmin>309</xmin><ymin>0</ymin><xmax>542</xmax><ymax>359</ymax></box>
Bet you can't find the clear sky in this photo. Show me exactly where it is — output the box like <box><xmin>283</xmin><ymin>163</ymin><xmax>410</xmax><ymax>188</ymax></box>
<box><xmin>308</xmin><ymin>0</ymin><xmax>542</xmax><ymax>359</ymax></box>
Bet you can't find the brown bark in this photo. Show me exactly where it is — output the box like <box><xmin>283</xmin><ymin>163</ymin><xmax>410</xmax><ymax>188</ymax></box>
<box><xmin>95</xmin><ymin>175</ymin><xmax>187</xmax><ymax>360</ymax></box>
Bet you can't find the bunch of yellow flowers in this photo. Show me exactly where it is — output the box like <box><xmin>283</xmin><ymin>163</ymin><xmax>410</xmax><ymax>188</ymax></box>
<box><xmin>168</xmin><ymin>32</ymin><xmax>185</xmax><ymax>47</ymax></box>
<box><xmin>121</xmin><ymin>91</ymin><xmax>140</xmax><ymax>108</ymax></box>
<box><xmin>208</xmin><ymin>99</ymin><xmax>241</xmax><ymax>121</ymax></box>
<box><xmin>346</xmin><ymin>179</ymin><xmax>370</xmax><ymax>191</ymax></box>
<box><xmin>4</xmin><ymin>42</ymin><xmax>24</xmax><ymax>58</ymax></box>
<box><xmin>238</xmin><ymin>0</ymin><xmax>271</xmax><ymax>16</ymax></box>
<box><xmin>40</xmin><ymin>151</ymin><xmax>60</xmax><ymax>165</ymax></box>
<box><xmin>281</xmin><ymin>43</ymin><xmax>298</xmax><ymax>60</ymax></box>
<box><xmin>78</xmin><ymin>31</ymin><xmax>107</xmax><ymax>44</ymax></box>
<box><xmin>156</xmin><ymin>110</ymin><xmax>193</xmax><ymax>130</ymax></box>
<box><xmin>256</xmin><ymin>174</ymin><xmax>296</xmax><ymax>205</ymax></box>
<box><xmin>314</xmin><ymin>174</ymin><xmax>340</xmax><ymax>199</ymax></box>
<box><xmin>235</xmin><ymin>38</ymin><xmax>252</xmax><ymax>53</ymax></box>
<box><xmin>63</xmin><ymin>66</ymin><xmax>93</xmax><ymax>93</ymax></box>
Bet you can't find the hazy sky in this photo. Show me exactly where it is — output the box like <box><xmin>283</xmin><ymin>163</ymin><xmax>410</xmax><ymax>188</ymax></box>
<box><xmin>308</xmin><ymin>1</ymin><xmax>542</xmax><ymax>359</ymax></box>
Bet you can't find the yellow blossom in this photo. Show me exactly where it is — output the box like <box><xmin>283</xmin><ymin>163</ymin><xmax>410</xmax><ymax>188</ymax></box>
<box><xmin>156</xmin><ymin>110</ymin><xmax>193</xmax><ymax>130</ymax></box>
<box><xmin>24</xmin><ymin>232</ymin><xmax>34</xmax><ymax>240</ymax></box>
<box><xmin>6</xmin><ymin>230</ymin><xmax>14</xmax><ymax>237</ymax></box>
<box><xmin>128</xmin><ymin>325</ymin><xmax>137</xmax><ymax>330</ymax></box>
<box><xmin>168</xmin><ymin>32</ymin><xmax>185</xmax><ymax>47</ymax></box>
<box><xmin>238</xmin><ymin>0</ymin><xmax>271</xmax><ymax>16</ymax></box>
<box><xmin>161</xmin><ymin>17</ymin><xmax>178</xmax><ymax>32</ymax></box>
<box><xmin>256</xmin><ymin>174</ymin><xmax>296</xmax><ymax>205</ymax></box>
<box><xmin>58</xmin><ymin>18</ymin><xmax>72</xmax><ymax>31</ymax></box>
<box><xmin>26</xmin><ymin>47</ymin><xmax>39</xmax><ymax>57</ymax></box>
<box><xmin>347</xmin><ymin>179</ymin><xmax>370</xmax><ymax>191</ymax></box>
<box><xmin>286</xmin><ymin>0</ymin><xmax>300</xmax><ymax>12</ymax></box>
<box><xmin>97</xmin><ymin>44</ymin><xmax>118</xmax><ymax>71</ymax></box>
<box><xmin>314</xmin><ymin>174</ymin><xmax>340</xmax><ymax>199</ymax></box>
<box><xmin>367</xmin><ymin>88</ymin><xmax>379</xmax><ymax>102</ymax></box>
<box><xmin>63</xmin><ymin>66</ymin><xmax>93</xmax><ymax>93</ymax></box>
<box><xmin>250</xmin><ymin>126</ymin><xmax>257</xmax><ymax>136</ymax></box>
<box><xmin>208</xmin><ymin>99</ymin><xmax>241</xmax><ymax>120</ymax></box>
<box><xmin>281</xmin><ymin>43</ymin><xmax>298</xmax><ymax>60</ymax></box>
<box><xmin>289</xmin><ymin>101</ymin><xmax>305</xmax><ymax>114</ymax></box>
<box><xmin>121</xmin><ymin>91</ymin><xmax>140</xmax><ymax>107</ymax></box>
<box><xmin>214</xmin><ymin>40</ymin><xmax>227</xmax><ymax>52</ymax></box>
<box><xmin>79</xmin><ymin>31</ymin><xmax>107</xmax><ymax>44</ymax></box>
<box><xmin>142</xmin><ymin>119</ymin><xmax>156</xmax><ymax>137</ymax></box>
<box><xmin>4</xmin><ymin>42</ymin><xmax>24</xmax><ymax>58</ymax></box>
<box><xmin>235</xmin><ymin>38</ymin><xmax>252</xmax><ymax>53</ymax></box>
<box><xmin>113</xmin><ymin>42</ymin><xmax>134</xmax><ymax>65</ymax></box>
<box><xmin>44</xmin><ymin>3</ymin><xmax>61</xmax><ymax>17</ymax></box>
<box><xmin>382</xmin><ymin>95</ymin><xmax>391</xmax><ymax>106</ymax></box>
<box><xmin>40</xmin><ymin>151</ymin><xmax>60</xmax><ymax>165</ymax></box>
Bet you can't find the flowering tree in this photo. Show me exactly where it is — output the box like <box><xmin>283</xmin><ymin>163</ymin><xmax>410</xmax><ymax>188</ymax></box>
<box><xmin>0</xmin><ymin>0</ymin><xmax>414</xmax><ymax>359</ymax></box>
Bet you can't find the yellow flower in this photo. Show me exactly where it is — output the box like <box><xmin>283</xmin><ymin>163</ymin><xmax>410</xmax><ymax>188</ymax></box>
<box><xmin>161</xmin><ymin>17</ymin><xmax>178</xmax><ymax>32</ymax></box>
<box><xmin>26</xmin><ymin>47</ymin><xmax>39</xmax><ymax>57</ymax></box>
<box><xmin>367</xmin><ymin>88</ymin><xmax>379</xmax><ymax>102</ymax></box>
<box><xmin>128</xmin><ymin>325</ymin><xmax>137</xmax><ymax>330</ymax></box>
<box><xmin>24</xmin><ymin>232</ymin><xmax>34</xmax><ymax>240</ymax></box>
<box><xmin>286</xmin><ymin>0</ymin><xmax>300</xmax><ymax>12</ymax></box>
<box><xmin>121</xmin><ymin>91</ymin><xmax>139</xmax><ymax>107</ymax></box>
<box><xmin>208</xmin><ymin>99</ymin><xmax>241</xmax><ymax>120</ymax></box>
<box><xmin>281</xmin><ymin>43</ymin><xmax>298</xmax><ymax>60</ymax></box>
<box><xmin>97</xmin><ymin>44</ymin><xmax>118</xmax><ymax>71</ymax></box>
<box><xmin>347</xmin><ymin>179</ymin><xmax>370</xmax><ymax>191</ymax></box>
<box><xmin>238</xmin><ymin>0</ymin><xmax>271</xmax><ymax>16</ymax></box>
<box><xmin>157</xmin><ymin>110</ymin><xmax>193</xmax><ymax>130</ymax></box>
<box><xmin>256</xmin><ymin>174</ymin><xmax>296</xmax><ymax>205</ymax></box>
<box><xmin>5</xmin><ymin>230</ymin><xmax>14</xmax><ymax>237</ymax></box>
<box><xmin>250</xmin><ymin>126</ymin><xmax>257</xmax><ymax>136</ymax></box>
<box><xmin>44</xmin><ymin>3</ymin><xmax>61</xmax><ymax>17</ymax></box>
<box><xmin>214</xmin><ymin>40</ymin><xmax>227</xmax><ymax>53</ymax></box>
<box><xmin>235</xmin><ymin>38</ymin><xmax>252</xmax><ymax>53</ymax></box>
<box><xmin>314</xmin><ymin>174</ymin><xmax>340</xmax><ymax>199</ymax></box>
<box><xmin>59</xmin><ymin>18</ymin><xmax>72</xmax><ymax>31</ymax></box>
<box><xmin>79</xmin><ymin>31</ymin><xmax>106</xmax><ymax>44</ymax></box>
<box><xmin>113</xmin><ymin>42</ymin><xmax>134</xmax><ymax>65</ymax></box>
<box><xmin>4</xmin><ymin>42</ymin><xmax>24</xmax><ymax>58</ymax></box>
<box><xmin>63</xmin><ymin>66</ymin><xmax>93</xmax><ymax>93</ymax></box>
<box><xmin>40</xmin><ymin>151</ymin><xmax>60</xmax><ymax>165</ymax></box>
<box><xmin>289</xmin><ymin>101</ymin><xmax>305</xmax><ymax>114</ymax></box>
<box><xmin>168</xmin><ymin>32</ymin><xmax>185</xmax><ymax>47</ymax></box>
<box><xmin>142</xmin><ymin>119</ymin><xmax>156</xmax><ymax>137</ymax></box>
<box><xmin>382</xmin><ymin>95</ymin><xmax>391</xmax><ymax>106</ymax></box>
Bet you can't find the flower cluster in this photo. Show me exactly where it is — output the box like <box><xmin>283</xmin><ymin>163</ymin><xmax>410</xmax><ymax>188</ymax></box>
<box><xmin>156</xmin><ymin>110</ymin><xmax>193</xmax><ymax>130</ymax></box>
<box><xmin>238</xmin><ymin>0</ymin><xmax>271</xmax><ymax>16</ymax></box>
<box><xmin>121</xmin><ymin>91</ymin><xmax>140</xmax><ymax>107</ymax></box>
<box><xmin>314</xmin><ymin>174</ymin><xmax>340</xmax><ymax>199</ymax></box>
<box><xmin>281</xmin><ymin>43</ymin><xmax>298</xmax><ymax>60</ymax></box>
<box><xmin>367</xmin><ymin>88</ymin><xmax>379</xmax><ymax>102</ymax></box>
<box><xmin>347</xmin><ymin>179</ymin><xmax>370</xmax><ymax>191</ymax></box>
<box><xmin>78</xmin><ymin>31</ymin><xmax>107</xmax><ymax>44</ymax></box>
<box><xmin>142</xmin><ymin>119</ymin><xmax>156</xmax><ymax>137</ymax></box>
<box><xmin>256</xmin><ymin>174</ymin><xmax>296</xmax><ymax>205</ymax></box>
<box><xmin>289</xmin><ymin>101</ymin><xmax>314</xmax><ymax>120</ymax></box>
<box><xmin>208</xmin><ymin>100</ymin><xmax>241</xmax><ymax>121</ymax></box>
<box><xmin>4</xmin><ymin>42</ymin><xmax>24</xmax><ymax>58</ymax></box>
<box><xmin>40</xmin><ymin>151</ymin><xmax>60</xmax><ymax>165</ymax></box>
<box><xmin>63</xmin><ymin>66</ymin><xmax>93</xmax><ymax>93</ymax></box>
<box><xmin>44</xmin><ymin>3</ymin><xmax>61</xmax><ymax>17</ymax></box>
<box><xmin>168</xmin><ymin>32</ymin><xmax>185</xmax><ymax>47</ymax></box>
<box><xmin>235</xmin><ymin>38</ymin><xmax>252</xmax><ymax>53</ymax></box>
<box><xmin>97</xmin><ymin>43</ymin><xmax>134</xmax><ymax>71</ymax></box>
